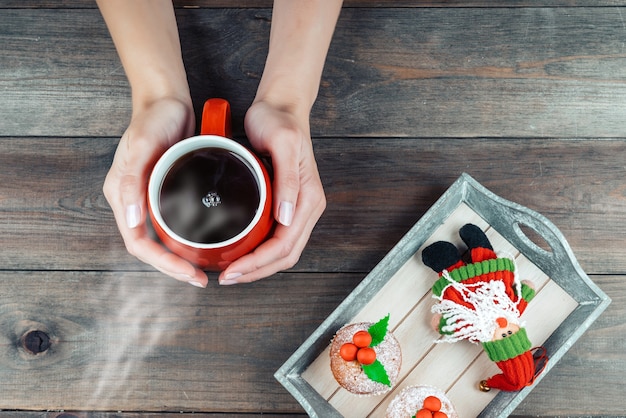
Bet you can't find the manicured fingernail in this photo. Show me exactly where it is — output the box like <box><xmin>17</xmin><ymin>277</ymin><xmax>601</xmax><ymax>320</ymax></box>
<box><xmin>126</xmin><ymin>204</ymin><xmax>141</xmax><ymax>229</ymax></box>
<box><xmin>226</xmin><ymin>272</ymin><xmax>242</xmax><ymax>281</ymax></box>
<box><xmin>188</xmin><ymin>280</ymin><xmax>206</xmax><ymax>288</ymax></box>
<box><xmin>172</xmin><ymin>272</ymin><xmax>194</xmax><ymax>282</ymax></box>
<box><xmin>165</xmin><ymin>269</ymin><xmax>194</xmax><ymax>283</ymax></box>
<box><xmin>220</xmin><ymin>272</ymin><xmax>242</xmax><ymax>286</ymax></box>
<box><xmin>278</xmin><ymin>201</ymin><xmax>294</xmax><ymax>226</ymax></box>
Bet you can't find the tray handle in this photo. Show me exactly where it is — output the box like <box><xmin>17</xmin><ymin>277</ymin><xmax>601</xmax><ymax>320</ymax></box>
<box><xmin>463</xmin><ymin>174</ymin><xmax>581</xmax><ymax>284</ymax></box>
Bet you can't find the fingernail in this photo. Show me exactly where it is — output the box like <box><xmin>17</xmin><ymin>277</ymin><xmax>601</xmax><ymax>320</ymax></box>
<box><xmin>278</xmin><ymin>201</ymin><xmax>294</xmax><ymax>226</ymax></box>
<box><xmin>188</xmin><ymin>280</ymin><xmax>206</xmax><ymax>288</ymax></box>
<box><xmin>220</xmin><ymin>272</ymin><xmax>242</xmax><ymax>286</ymax></box>
<box><xmin>225</xmin><ymin>272</ymin><xmax>242</xmax><ymax>281</ymax></box>
<box><xmin>172</xmin><ymin>273</ymin><xmax>194</xmax><ymax>282</ymax></box>
<box><xmin>164</xmin><ymin>271</ymin><xmax>205</xmax><ymax>287</ymax></box>
<box><xmin>126</xmin><ymin>204</ymin><xmax>141</xmax><ymax>229</ymax></box>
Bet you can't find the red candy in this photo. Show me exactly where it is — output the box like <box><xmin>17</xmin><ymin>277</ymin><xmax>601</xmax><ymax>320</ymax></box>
<box><xmin>415</xmin><ymin>409</ymin><xmax>433</xmax><ymax>418</ymax></box>
<box><xmin>339</xmin><ymin>343</ymin><xmax>358</xmax><ymax>361</ymax></box>
<box><xmin>340</xmin><ymin>330</ymin><xmax>378</xmax><ymax>365</ymax></box>
<box><xmin>414</xmin><ymin>396</ymin><xmax>447</xmax><ymax>418</ymax></box>
<box><xmin>423</xmin><ymin>395</ymin><xmax>442</xmax><ymax>412</ymax></box>
<box><xmin>352</xmin><ymin>330</ymin><xmax>372</xmax><ymax>348</ymax></box>
<box><xmin>356</xmin><ymin>347</ymin><xmax>377</xmax><ymax>365</ymax></box>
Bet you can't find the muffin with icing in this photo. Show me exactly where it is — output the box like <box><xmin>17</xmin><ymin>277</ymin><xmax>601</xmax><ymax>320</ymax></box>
<box><xmin>385</xmin><ymin>385</ymin><xmax>458</xmax><ymax>418</ymax></box>
<box><xmin>329</xmin><ymin>314</ymin><xmax>401</xmax><ymax>395</ymax></box>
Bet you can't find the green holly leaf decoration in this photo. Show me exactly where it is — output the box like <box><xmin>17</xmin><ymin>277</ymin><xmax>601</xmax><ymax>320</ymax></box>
<box><xmin>362</xmin><ymin>359</ymin><xmax>391</xmax><ymax>386</ymax></box>
<box><xmin>367</xmin><ymin>314</ymin><xmax>390</xmax><ymax>347</ymax></box>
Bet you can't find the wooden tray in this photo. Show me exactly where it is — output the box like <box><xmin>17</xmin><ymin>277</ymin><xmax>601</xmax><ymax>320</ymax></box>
<box><xmin>275</xmin><ymin>173</ymin><xmax>610</xmax><ymax>418</ymax></box>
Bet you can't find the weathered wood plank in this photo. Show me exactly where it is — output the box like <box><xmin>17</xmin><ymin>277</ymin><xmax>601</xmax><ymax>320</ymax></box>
<box><xmin>320</xmin><ymin>7</ymin><xmax>626</xmax><ymax>138</ymax></box>
<box><xmin>0</xmin><ymin>414</ymin><xmax>298</xmax><ymax>418</ymax></box>
<box><xmin>0</xmin><ymin>271</ymin><xmax>362</xmax><ymax>412</ymax></box>
<box><xmin>0</xmin><ymin>271</ymin><xmax>620</xmax><ymax>414</ymax></box>
<box><xmin>2</xmin><ymin>1</ymin><xmax>625</xmax><ymax>8</ymax></box>
<box><xmin>1</xmin><ymin>4</ymin><xmax>624</xmax><ymax>416</ymax></box>
<box><xmin>0</xmin><ymin>137</ymin><xmax>624</xmax><ymax>275</ymax></box>
<box><xmin>315</xmin><ymin>137</ymin><xmax>626</xmax><ymax>276</ymax></box>
<box><xmin>193</xmin><ymin>0</ymin><xmax>626</xmax><ymax>6</ymax></box>
<box><xmin>0</xmin><ymin>9</ymin><xmax>130</xmax><ymax>136</ymax></box>
<box><xmin>3</xmin><ymin>8</ymin><xmax>626</xmax><ymax>138</ymax></box>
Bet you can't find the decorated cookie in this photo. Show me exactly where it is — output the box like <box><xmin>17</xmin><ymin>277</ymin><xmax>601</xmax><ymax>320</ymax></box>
<box><xmin>329</xmin><ymin>314</ymin><xmax>401</xmax><ymax>395</ymax></box>
<box><xmin>385</xmin><ymin>385</ymin><xmax>458</xmax><ymax>418</ymax></box>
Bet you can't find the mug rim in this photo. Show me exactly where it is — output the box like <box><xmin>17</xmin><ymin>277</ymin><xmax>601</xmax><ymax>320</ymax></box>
<box><xmin>148</xmin><ymin>135</ymin><xmax>268</xmax><ymax>249</ymax></box>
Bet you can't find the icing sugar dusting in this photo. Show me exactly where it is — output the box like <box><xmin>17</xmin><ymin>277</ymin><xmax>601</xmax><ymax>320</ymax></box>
<box><xmin>330</xmin><ymin>322</ymin><xmax>401</xmax><ymax>395</ymax></box>
<box><xmin>385</xmin><ymin>385</ymin><xmax>458</xmax><ymax>418</ymax></box>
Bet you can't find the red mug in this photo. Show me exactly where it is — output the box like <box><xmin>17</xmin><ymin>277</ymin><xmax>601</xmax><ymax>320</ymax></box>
<box><xmin>148</xmin><ymin>98</ymin><xmax>273</xmax><ymax>271</ymax></box>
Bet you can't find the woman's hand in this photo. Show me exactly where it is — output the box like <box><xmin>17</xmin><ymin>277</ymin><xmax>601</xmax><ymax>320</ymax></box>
<box><xmin>97</xmin><ymin>0</ymin><xmax>209</xmax><ymax>287</ymax></box>
<box><xmin>103</xmin><ymin>97</ymin><xmax>209</xmax><ymax>288</ymax></box>
<box><xmin>218</xmin><ymin>100</ymin><xmax>326</xmax><ymax>285</ymax></box>
<box><xmin>98</xmin><ymin>0</ymin><xmax>341</xmax><ymax>286</ymax></box>
<box><xmin>217</xmin><ymin>0</ymin><xmax>342</xmax><ymax>284</ymax></box>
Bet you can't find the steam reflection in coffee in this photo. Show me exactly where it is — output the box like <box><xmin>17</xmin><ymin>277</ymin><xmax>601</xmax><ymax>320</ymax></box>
<box><xmin>158</xmin><ymin>148</ymin><xmax>260</xmax><ymax>244</ymax></box>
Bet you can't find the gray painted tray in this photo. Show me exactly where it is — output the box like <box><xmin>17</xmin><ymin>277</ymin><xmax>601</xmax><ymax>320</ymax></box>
<box><xmin>275</xmin><ymin>173</ymin><xmax>610</xmax><ymax>417</ymax></box>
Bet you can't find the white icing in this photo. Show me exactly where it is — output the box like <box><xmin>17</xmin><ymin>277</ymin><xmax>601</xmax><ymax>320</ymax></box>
<box><xmin>385</xmin><ymin>385</ymin><xmax>459</xmax><ymax>418</ymax></box>
<box><xmin>330</xmin><ymin>322</ymin><xmax>402</xmax><ymax>395</ymax></box>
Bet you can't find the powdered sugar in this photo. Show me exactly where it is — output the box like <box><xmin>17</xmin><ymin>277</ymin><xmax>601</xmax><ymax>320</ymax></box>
<box><xmin>385</xmin><ymin>385</ymin><xmax>458</xmax><ymax>418</ymax></box>
<box><xmin>330</xmin><ymin>322</ymin><xmax>402</xmax><ymax>395</ymax></box>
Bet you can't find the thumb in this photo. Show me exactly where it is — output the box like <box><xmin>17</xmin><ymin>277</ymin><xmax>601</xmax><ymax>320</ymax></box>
<box><xmin>270</xmin><ymin>141</ymin><xmax>300</xmax><ymax>227</ymax></box>
<box><xmin>119</xmin><ymin>173</ymin><xmax>146</xmax><ymax>229</ymax></box>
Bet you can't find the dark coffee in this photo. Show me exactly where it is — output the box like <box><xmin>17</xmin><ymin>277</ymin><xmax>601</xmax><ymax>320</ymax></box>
<box><xmin>159</xmin><ymin>148</ymin><xmax>260</xmax><ymax>244</ymax></box>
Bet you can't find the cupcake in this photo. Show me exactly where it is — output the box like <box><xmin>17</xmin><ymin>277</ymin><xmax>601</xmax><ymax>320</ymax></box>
<box><xmin>329</xmin><ymin>314</ymin><xmax>401</xmax><ymax>395</ymax></box>
<box><xmin>385</xmin><ymin>385</ymin><xmax>458</xmax><ymax>418</ymax></box>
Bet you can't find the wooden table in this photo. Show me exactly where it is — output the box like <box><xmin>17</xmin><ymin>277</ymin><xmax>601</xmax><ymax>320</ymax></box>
<box><xmin>1</xmin><ymin>1</ymin><xmax>624</xmax><ymax>416</ymax></box>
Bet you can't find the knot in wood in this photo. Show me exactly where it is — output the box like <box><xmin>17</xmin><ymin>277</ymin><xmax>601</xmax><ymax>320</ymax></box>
<box><xmin>22</xmin><ymin>330</ymin><xmax>51</xmax><ymax>355</ymax></box>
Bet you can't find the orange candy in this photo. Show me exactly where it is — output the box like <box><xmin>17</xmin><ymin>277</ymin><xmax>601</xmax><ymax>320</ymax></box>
<box><xmin>339</xmin><ymin>343</ymin><xmax>358</xmax><ymax>361</ymax></box>
<box><xmin>423</xmin><ymin>395</ymin><xmax>442</xmax><ymax>412</ymax></box>
<box><xmin>352</xmin><ymin>330</ymin><xmax>372</xmax><ymax>348</ymax></box>
<box><xmin>415</xmin><ymin>409</ymin><xmax>433</xmax><ymax>418</ymax></box>
<box><xmin>414</xmin><ymin>396</ymin><xmax>447</xmax><ymax>418</ymax></box>
<box><xmin>356</xmin><ymin>347</ymin><xmax>377</xmax><ymax>365</ymax></box>
<box><xmin>340</xmin><ymin>331</ymin><xmax>377</xmax><ymax>365</ymax></box>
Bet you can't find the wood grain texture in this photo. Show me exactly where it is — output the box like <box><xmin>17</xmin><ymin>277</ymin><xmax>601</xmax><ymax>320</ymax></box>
<box><xmin>0</xmin><ymin>271</ymin><xmax>620</xmax><ymax>415</ymax></box>
<box><xmin>0</xmin><ymin>271</ymin><xmax>362</xmax><ymax>412</ymax></box>
<box><xmin>3</xmin><ymin>8</ymin><xmax>626</xmax><ymax>138</ymax></box>
<box><xmin>319</xmin><ymin>7</ymin><xmax>626</xmax><ymax>138</ymax></box>
<box><xmin>0</xmin><ymin>137</ymin><xmax>624</xmax><ymax>275</ymax></box>
<box><xmin>2</xmin><ymin>1</ymin><xmax>626</xmax><ymax>8</ymax></box>
<box><xmin>1</xmin><ymin>2</ymin><xmax>624</xmax><ymax>417</ymax></box>
<box><xmin>0</xmin><ymin>414</ymin><xmax>295</xmax><ymax>418</ymax></box>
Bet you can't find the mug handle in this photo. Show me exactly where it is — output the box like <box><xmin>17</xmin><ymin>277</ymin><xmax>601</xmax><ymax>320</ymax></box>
<box><xmin>201</xmin><ymin>98</ymin><xmax>232</xmax><ymax>137</ymax></box>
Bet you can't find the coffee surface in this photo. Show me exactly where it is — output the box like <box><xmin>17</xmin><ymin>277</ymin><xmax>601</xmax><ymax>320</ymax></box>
<box><xmin>159</xmin><ymin>148</ymin><xmax>260</xmax><ymax>244</ymax></box>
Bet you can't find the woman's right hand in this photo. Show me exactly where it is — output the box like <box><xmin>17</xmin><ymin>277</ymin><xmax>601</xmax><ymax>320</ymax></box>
<box><xmin>97</xmin><ymin>1</ymin><xmax>207</xmax><ymax>286</ymax></box>
<box><xmin>103</xmin><ymin>97</ymin><xmax>210</xmax><ymax>288</ymax></box>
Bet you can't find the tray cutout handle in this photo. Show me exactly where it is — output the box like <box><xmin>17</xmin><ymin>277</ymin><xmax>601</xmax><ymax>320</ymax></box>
<box><xmin>513</xmin><ymin>222</ymin><xmax>554</xmax><ymax>257</ymax></box>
